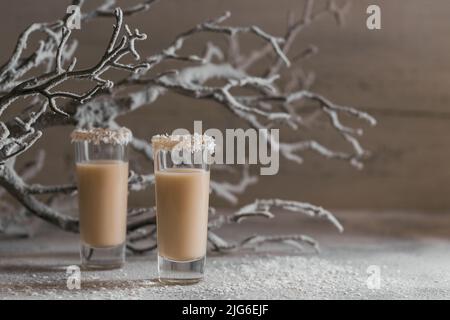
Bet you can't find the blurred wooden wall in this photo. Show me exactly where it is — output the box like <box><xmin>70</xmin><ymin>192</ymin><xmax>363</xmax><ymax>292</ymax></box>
<box><xmin>1</xmin><ymin>0</ymin><xmax>450</xmax><ymax>211</ymax></box>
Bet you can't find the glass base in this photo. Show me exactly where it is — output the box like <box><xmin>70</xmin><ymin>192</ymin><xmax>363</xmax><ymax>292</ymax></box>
<box><xmin>158</xmin><ymin>255</ymin><xmax>205</xmax><ymax>284</ymax></box>
<box><xmin>80</xmin><ymin>242</ymin><xmax>125</xmax><ymax>270</ymax></box>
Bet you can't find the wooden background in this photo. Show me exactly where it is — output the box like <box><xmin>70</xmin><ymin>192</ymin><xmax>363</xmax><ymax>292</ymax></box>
<box><xmin>1</xmin><ymin>0</ymin><xmax>450</xmax><ymax>211</ymax></box>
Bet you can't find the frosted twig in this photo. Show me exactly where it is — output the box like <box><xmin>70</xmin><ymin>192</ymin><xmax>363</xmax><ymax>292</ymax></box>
<box><xmin>233</xmin><ymin>198</ymin><xmax>343</xmax><ymax>232</ymax></box>
<box><xmin>210</xmin><ymin>165</ymin><xmax>258</xmax><ymax>204</ymax></box>
<box><xmin>82</xmin><ymin>0</ymin><xmax>160</xmax><ymax>20</ymax></box>
<box><xmin>0</xmin><ymin>8</ymin><xmax>149</xmax><ymax>119</ymax></box>
<box><xmin>207</xmin><ymin>231</ymin><xmax>319</xmax><ymax>253</ymax></box>
<box><xmin>239</xmin><ymin>234</ymin><xmax>319</xmax><ymax>253</ymax></box>
<box><xmin>206</xmin><ymin>198</ymin><xmax>341</xmax><ymax>253</ymax></box>
<box><xmin>238</xmin><ymin>0</ymin><xmax>351</xmax><ymax>74</ymax></box>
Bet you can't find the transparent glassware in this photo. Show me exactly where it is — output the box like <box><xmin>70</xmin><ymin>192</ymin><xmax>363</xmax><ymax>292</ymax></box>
<box><xmin>74</xmin><ymin>139</ymin><xmax>129</xmax><ymax>269</ymax></box>
<box><xmin>153</xmin><ymin>145</ymin><xmax>211</xmax><ymax>284</ymax></box>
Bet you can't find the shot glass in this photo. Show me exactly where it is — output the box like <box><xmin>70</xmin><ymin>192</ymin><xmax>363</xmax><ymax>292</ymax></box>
<box><xmin>72</xmin><ymin>127</ymin><xmax>132</xmax><ymax>269</ymax></box>
<box><xmin>152</xmin><ymin>134</ymin><xmax>215</xmax><ymax>284</ymax></box>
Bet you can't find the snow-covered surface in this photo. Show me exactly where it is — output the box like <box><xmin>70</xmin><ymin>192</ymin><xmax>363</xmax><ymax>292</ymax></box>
<box><xmin>1</xmin><ymin>211</ymin><xmax>449</xmax><ymax>300</ymax></box>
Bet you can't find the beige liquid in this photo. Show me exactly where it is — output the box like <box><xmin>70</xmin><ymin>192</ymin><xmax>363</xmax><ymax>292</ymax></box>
<box><xmin>155</xmin><ymin>168</ymin><xmax>210</xmax><ymax>261</ymax></box>
<box><xmin>76</xmin><ymin>160</ymin><xmax>129</xmax><ymax>248</ymax></box>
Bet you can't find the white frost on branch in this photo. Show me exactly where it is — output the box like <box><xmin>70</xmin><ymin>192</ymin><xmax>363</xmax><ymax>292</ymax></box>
<box><xmin>206</xmin><ymin>198</ymin><xmax>342</xmax><ymax>253</ymax></box>
<box><xmin>231</xmin><ymin>199</ymin><xmax>343</xmax><ymax>232</ymax></box>
<box><xmin>210</xmin><ymin>165</ymin><xmax>258</xmax><ymax>205</ymax></box>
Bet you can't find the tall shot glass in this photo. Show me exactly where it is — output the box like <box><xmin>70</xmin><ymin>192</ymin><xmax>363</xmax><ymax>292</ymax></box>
<box><xmin>152</xmin><ymin>134</ymin><xmax>215</xmax><ymax>284</ymax></box>
<box><xmin>71</xmin><ymin>127</ymin><xmax>132</xmax><ymax>269</ymax></box>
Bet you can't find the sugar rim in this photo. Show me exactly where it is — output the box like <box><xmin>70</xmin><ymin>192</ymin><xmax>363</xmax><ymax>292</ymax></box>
<box><xmin>70</xmin><ymin>127</ymin><xmax>133</xmax><ymax>145</ymax></box>
<box><xmin>151</xmin><ymin>133</ymin><xmax>215</xmax><ymax>153</ymax></box>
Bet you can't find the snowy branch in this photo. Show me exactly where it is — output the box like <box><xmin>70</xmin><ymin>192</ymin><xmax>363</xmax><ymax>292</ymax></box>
<box><xmin>0</xmin><ymin>0</ymin><xmax>374</xmax><ymax>255</ymax></box>
<box><xmin>205</xmin><ymin>198</ymin><xmax>342</xmax><ymax>253</ymax></box>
